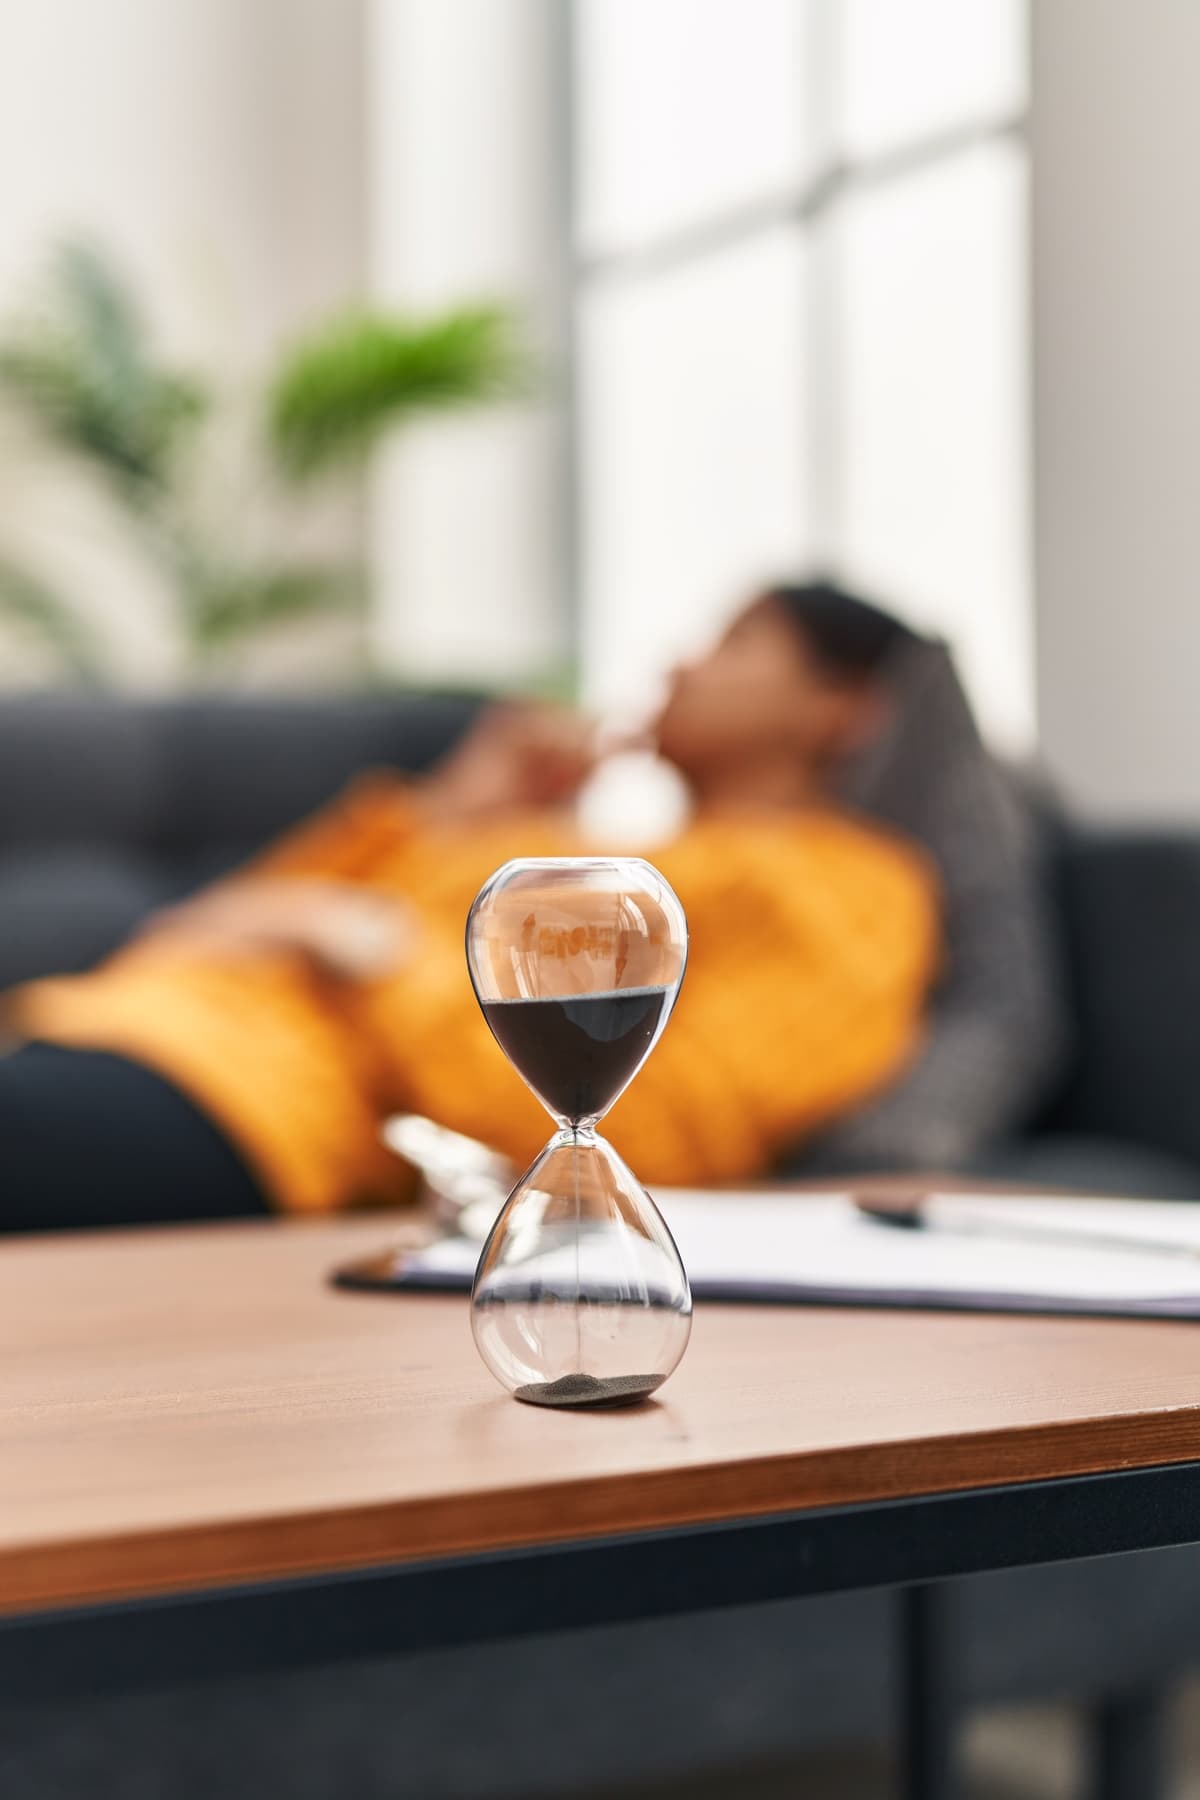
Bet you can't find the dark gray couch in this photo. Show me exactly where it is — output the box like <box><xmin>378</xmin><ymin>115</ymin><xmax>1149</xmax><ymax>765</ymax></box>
<box><xmin>0</xmin><ymin>692</ymin><xmax>482</xmax><ymax>993</ymax></box>
<box><xmin>1</xmin><ymin>690</ymin><xmax>1198</xmax><ymax>1198</ymax></box>
<box><xmin>3</xmin><ymin>692</ymin><xmax>1200</xmax><ymax>1799</ymax></box>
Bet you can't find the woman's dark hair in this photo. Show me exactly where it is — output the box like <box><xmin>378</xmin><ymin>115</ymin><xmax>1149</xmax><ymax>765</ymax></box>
<box><xmin>767</xmin><ymin>579</ymin><xmax>917</xmax><ymax>680</ymax></box>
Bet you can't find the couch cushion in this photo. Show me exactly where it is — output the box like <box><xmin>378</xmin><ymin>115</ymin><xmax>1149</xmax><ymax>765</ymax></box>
<box><xmin>146</xmin><ymin>693</ymin><xmax>482</xmax><ymax>856</ymax></box>
<box><xmin>0</xmin><ymin>698</ymin><xmax>156</xmax><ymax>850</ymax></box>
<box><xmin>0</xmin><ymin>848</ymin><xmax>175</xmax><ymax>988</ymax></box>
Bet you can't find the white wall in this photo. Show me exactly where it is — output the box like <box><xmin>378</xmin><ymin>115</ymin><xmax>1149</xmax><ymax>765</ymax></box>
<box><xmin>0</xmin><ymin>0</ymin><xmax>364</xmax><ymax>370</ymax></box>
<box><xmin>1032</xmin><ymin>0</ymin><xmax>1200</xmax><ymax>818</ymax></box>
<box><xmin>366</xmin><ymin>0</ymin><xmax>565</xmax><ymax>688</ymax></box>
<box><xmin>0</xmin><ymin>0</ymin><xmax>365</xmax><ymax>685</ymax></box>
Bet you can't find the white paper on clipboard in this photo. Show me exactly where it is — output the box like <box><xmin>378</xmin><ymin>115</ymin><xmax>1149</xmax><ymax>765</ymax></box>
<box><xmin>393</xmin><ymin>1190</ymin><xmax>1200</xmax><ymax>1318</ymax></box>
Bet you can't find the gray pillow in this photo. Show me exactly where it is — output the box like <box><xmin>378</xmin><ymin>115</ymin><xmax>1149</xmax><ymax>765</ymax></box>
<box><xmin>799</xmin><ymin>638</ymin><xmax>1069</xmax><ymax>1172</ymax></box>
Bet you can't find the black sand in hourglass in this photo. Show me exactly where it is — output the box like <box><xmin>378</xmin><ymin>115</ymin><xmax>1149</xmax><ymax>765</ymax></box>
<box><xmin>480</xmin><ymin>985</ymin><xmax>670</xmax><ymax>1123</ymax></box>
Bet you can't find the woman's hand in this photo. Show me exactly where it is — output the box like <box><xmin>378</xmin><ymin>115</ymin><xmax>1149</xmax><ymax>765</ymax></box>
<box><xmin>142</xmin><ymin>880</ymin><xmax>415</xmax><ymax>980</ymax></box>
<box><xmin>419</xmin><ymin>702</ymin><xmax>597</xmax><ymax>824</ymax></box>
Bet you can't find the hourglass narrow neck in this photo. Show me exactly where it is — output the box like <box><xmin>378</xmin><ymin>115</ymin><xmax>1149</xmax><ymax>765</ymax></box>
<box><xmin>550</xmin><ymin>1122</ymin><xmax>600</xmax><ymax>1148</ymax></box>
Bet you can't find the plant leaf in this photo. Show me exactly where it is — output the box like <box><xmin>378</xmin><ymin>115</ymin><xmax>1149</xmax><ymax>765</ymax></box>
<box><xmin>0</xmin><ymin>241</ymin><xmax>208</xmax><ymax>494</ymax></box>
<box><xmin>188</xmin><ymin>564</ymin><xmax>363</xmax><ymax>652</ymax></box>
<box><xmin>267</xmin><ymin>304</ymin><xmax>529</xmax><ymax>481</ymax></box>
<box><xmin>0</xmin><ymin>559</ymin><xmax>106</xmax><ymax>681</ymax></box>
<box><xmin>54</xmin><ymin>241</ymin><xmax>143</xmax><ymax>400</ymax></box>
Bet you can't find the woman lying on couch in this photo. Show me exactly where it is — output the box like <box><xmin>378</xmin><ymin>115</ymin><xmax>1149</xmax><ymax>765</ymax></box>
<box><xmin>0</xmin><ymin>583</ymin><xmax>1064</xmax><ymax>1230</ymax></box>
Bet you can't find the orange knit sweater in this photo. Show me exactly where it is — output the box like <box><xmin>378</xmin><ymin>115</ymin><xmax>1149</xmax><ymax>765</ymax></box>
<box><xmin>9</xmin><ymin>778</ymin><xmax>939</xmax><ymax>1212</ymax></box>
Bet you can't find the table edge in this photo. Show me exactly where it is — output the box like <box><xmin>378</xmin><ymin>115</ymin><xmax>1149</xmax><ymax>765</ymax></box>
<box><xmin>6</xmin><ymin>1402</ymin><xmax>1200</xmax><ymax>1617</ymax></box>
<box><xmin>7</xmin><ymin>1457</ymin><xmax>1200</xmax><ymax>1708</ymax></box>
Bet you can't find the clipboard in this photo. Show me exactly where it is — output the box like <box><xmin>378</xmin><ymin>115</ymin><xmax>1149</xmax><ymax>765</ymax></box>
<box><xmin>333</xmin><ymin>1190</ymin><xmax>1200</xmax><ymax>1321</ymax></box>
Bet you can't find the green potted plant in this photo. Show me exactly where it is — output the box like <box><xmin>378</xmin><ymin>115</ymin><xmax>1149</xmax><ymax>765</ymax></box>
<box><xmin>0</xmin><ymin>242</ymin><xmax>528</xmax><ymax>683</ymax></box>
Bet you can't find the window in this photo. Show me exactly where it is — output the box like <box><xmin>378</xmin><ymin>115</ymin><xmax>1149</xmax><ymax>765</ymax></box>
<box><xmin>571</xmin><ymin>0</ymin><xmax>1031</xmax><ymax>746</ymax></box>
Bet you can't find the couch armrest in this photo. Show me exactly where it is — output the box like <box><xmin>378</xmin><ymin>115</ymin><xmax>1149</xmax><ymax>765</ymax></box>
<box><xmin>1042</xmin><ymin>825</ymin><xmax>1200</xmax><ymax>1166</ymax></box>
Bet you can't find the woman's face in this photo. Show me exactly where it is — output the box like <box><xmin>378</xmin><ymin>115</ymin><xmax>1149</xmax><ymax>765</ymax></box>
<box><xmin>653</xmin><ymin>596</ymin><xmax>881</xmax><ymax>787</ymax></box>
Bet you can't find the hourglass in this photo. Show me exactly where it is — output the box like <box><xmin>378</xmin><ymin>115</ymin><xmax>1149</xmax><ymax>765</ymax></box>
<box><xmin>466</xmin><ymin>857</ymin><xmax>691</xmax><ymax>1408</ymax></box>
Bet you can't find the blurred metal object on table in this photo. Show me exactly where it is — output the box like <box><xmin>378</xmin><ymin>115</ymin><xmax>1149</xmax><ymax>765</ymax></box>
<box><xmin>381</xmin><ymin>1113</ymin><xmax>512</xmax><ymax>1241</ymax></box>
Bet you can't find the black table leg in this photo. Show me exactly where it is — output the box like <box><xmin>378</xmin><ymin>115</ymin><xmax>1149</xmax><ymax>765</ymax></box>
<box><xmin>1086</xmin><ymin>1689</ymin><xmax>1168</xmax><ymax>1800</ymax></box>
<box><xmin>899</xmin><ymin>1581</ymin><xmax>958</xmax><ymax>1800</ymax></box>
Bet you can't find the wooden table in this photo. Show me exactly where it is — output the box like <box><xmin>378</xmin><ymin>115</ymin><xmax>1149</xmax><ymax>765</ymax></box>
<box><xmin>5</xmin><ymin>1210</ymin><xmax>1200</xmax><ymax>1797</ymax></box>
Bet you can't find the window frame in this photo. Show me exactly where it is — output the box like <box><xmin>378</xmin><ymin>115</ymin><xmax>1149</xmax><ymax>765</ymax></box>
<box><xmin>559</xmin><ymin>0</ymin><xmax>1030</xmax><ymax>720</ymax></box>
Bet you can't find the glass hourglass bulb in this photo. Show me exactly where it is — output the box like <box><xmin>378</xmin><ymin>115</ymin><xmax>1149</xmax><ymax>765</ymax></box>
<box><xmin>466</xmin><ymin>857</ymin><xmax>692</xmax><ymax>1408</ymax></box>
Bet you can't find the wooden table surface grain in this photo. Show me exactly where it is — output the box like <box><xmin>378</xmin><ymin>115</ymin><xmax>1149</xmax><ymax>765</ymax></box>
<box><xmin>4</xmin><ymin>1210</ymin><xmax>1200</xmax><ymax>1617</ymax></box>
